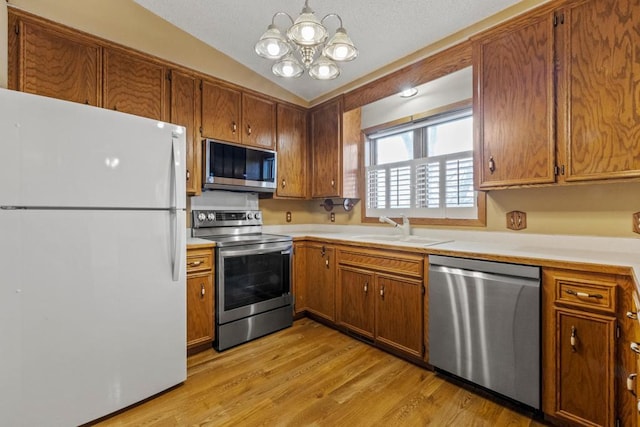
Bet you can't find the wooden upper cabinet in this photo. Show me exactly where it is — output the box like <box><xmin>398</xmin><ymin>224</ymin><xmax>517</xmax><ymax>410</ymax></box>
<box><xmin>201</xmin><ymin>81</ymin><xmax>241</xmax><ymax>143</ymax></box>
<box><xmin>276</xmin><ymin>104</ymin><xmax>307</xmax><ymax>198</ymax></box>
<box><xmin>474</xmin><ymin>8</ymin><xmax>556</xmax><ymax>189</ymax></box>
<box><xmin>310</xmin><ymin>98</ymin><xmax>360</xmax><ymax>199</ymax></box>
<box><xmin>9</xmin><ymin>15</ymin><xmax>101</xmax><ymax>106</ymax></box>
<box><xmin>103</xmin><ymin>48</ymin><xmax>166</xmax><ymax>121</ymax></box>
<box><xmin>558</xmin><ymin>0</ymin><xmax>640</xmax><ymax>182</ymax></box>
<box><xmin>170</xmin><ymin>70</ymin><xmax>201</xmax><ymax>195</ymax></box>
<box><xmin>242</xmin><ymin>93</ymin><xmax>276</xmax><ymax>149</ymax></box>
<box><xmin>201</xmin><ymin>82</ymin><xmax>276</xmax><ymax>149</ymax></box>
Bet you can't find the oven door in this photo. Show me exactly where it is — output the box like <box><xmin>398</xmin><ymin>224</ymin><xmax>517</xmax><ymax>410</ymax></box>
<box><xmin>216</xmin><ymin>241</ymin><xmax>292</xmax><ymax>325</ymax></box>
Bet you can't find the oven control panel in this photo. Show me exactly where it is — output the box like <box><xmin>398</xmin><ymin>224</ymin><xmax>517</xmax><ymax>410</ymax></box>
<box><xmin>192</xmin><ymin>210</ymin><xmax>262</xmax><ymax>228</ymax></box>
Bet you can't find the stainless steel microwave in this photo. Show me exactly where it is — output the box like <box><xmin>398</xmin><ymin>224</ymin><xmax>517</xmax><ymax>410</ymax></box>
<box><xmin>203</xmin><ymin>139</ymin><xmax>277</xmax><ymax>193</ymax></box>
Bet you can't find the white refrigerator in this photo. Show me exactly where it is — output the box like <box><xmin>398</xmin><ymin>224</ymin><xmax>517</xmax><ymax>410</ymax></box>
<box><xmin>0</xmin><ymin>88</ymin><xmax>187</xmax><ymax>426</ymax></box>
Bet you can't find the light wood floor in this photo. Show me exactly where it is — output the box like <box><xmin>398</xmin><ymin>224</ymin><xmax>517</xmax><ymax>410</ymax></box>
<box><xmin>97</xmin><ymin>318</ymin><xmax>546</xmax><ymax>426</ymax></box>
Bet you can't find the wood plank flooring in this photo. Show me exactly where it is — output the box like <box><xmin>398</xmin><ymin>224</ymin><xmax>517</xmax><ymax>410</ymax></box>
<box><xmin>96</xmin><ymin>318</ymin><xmax>546</xmax><ymax>426</ymax></box>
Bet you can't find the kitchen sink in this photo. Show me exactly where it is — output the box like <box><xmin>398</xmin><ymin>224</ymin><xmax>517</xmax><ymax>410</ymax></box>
<box><xmin>352</xmin><ymin>234</ymin><xmax>452</xmax><ymax>246</ymax></box>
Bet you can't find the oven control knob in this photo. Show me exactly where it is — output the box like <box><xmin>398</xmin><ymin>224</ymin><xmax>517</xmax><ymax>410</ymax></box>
<box><xmin>254</xmin><ymin>212</ymin><xmax>261</xmax><ymax>220</ymax></box>
<box><xmin>247</xmin><ymin>212</ymin><xmax>254</xmax><ymax>220</ymax></box>
<box><xmin>197</xmin><ymin>212</ymin><xmax>206</xmax><ymax>222</ymax></box>
<box><xmin>207</xmin><ymin>213</ymin><xmax>215</xmax><ymax>221</ymax></box>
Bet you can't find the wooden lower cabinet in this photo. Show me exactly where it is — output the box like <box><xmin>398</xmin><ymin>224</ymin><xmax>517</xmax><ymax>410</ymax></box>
<box><xmin>300</xmin><ymin>243</ymin><xmax>336</xmax><ymax>322</ymax></box>
<box><xmin>186</xmin><ymin>246</ymin><xmax>214</xmax><ymax>353</ymax></box>
<box><xmin>542</xmin><ymin>267</ymin><xmax>638</xmax><ymax>427</ymax></box>
<box><xmin>336</xmin><ymin>247</ymin><xmax>425</xmax><ymax>360</ymax></box>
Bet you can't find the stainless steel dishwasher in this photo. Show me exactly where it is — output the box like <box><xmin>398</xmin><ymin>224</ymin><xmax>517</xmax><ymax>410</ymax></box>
<box><xmin>428</xmin><ymin>255</ymin><xmax>540</xmax><ymax>409</ymax></box>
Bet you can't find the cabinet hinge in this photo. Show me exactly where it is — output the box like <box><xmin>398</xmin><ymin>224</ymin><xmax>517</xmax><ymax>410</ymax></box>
<box><xmin>554</xmin><ymin>165</ymin><xmax>559</xmax><ymax>176</ymax></box>
<box><xmin>14</xmin><ymin>23</ymin><xmax>19</xmax><ymax>35</ymax></box>
<box><xmin>199</xmin><ymin>80</ymin><xmax>203</xmax><ymax>91</ymax></box>
<box><xmin>616</xmin><ymin>324</ymin><xmax>621</xmax><ymax>339</ymax></box>
<box><xmin>167</xmin><ymin>70</ymin><xmax>172</xmax><ymax>81</ymax></box>
<box><xmin>199</xmin><ymin>126</ymin><xmax>203</xmax><ymax>135</ymax></box>
<box><xmin>616</xmin><ymin>417</ymin><xmax>621</xmax><ymax>427</ymax></box>
<box><xmin>553</xmin><ymin>13</ymin><xmax>565</xmax><ymax>27</ymax></box>
<box><xmin>422</xmin><ymin>285</ymin><xmax>426</xmax><ymax>295</ymax></box>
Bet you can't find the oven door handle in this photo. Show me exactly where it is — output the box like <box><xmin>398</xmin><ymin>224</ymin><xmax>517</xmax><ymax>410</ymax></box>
<box><xmin>220</xmin><ymin>244</ymin><xmax>292</xmax><ymax>258</ymax></box>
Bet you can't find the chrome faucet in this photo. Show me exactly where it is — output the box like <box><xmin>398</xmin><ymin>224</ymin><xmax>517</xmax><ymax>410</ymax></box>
<box><xmin>379</xmin><ymin>214</ymin><xmax>411</xmax><ymax>237</ymax></box>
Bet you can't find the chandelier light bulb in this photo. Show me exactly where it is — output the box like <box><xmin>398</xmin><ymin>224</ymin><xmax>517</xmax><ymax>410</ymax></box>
<box><xmin>255</xmin><ymin>1</ymin><xmax>357</xmax><ymax>79</ymax></box>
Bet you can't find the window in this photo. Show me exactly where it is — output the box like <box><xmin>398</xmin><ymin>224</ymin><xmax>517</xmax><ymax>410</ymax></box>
<box><xmin>365</xmin><ymin>108</ymin><xmax>478</xmax><ymax>221</ymax></box>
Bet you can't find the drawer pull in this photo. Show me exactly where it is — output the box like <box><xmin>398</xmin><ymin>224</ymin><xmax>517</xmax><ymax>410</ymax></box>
<box><xmin>232</xmin><ymin>121</ymin><xmax>237</xmax><ymax>134</ymax></box>
<box><xmin>488</xmin><ymin>156</ymin><xmax>495</xmax><ymax>173</ymax></box>
<box><xmin>364</xmin><ymin>281</ymin><xmax>368</xmax><ymax>293</ymax></box>
<box><xmin>631</xmin><ymin>342</ymin><xmax>640</xmax><ymax>354</ymax></box>
<box><xmin>380</xmin><ymin>285</ymin><xmax>385</xmax><ymax>298</ymax></box>
<box><xmin>628</xmin><ymin>311</ymin><xmax>638</xmax><ymax>320</ymax></box>
<box><xmin>189</xmin><ymin>261</ymin><xmax>203</xmax><ymax>267</ymax></box>
<box><xmin>628</xmin><ymin>373</ymin><xmax>637</xmax><ymax>394</ymax></box>
<box><xmin>570</xmin><ymin>326</ymin><xmax>577</xmax><ymax>352</ymax></box>
<box><xmin>565</xmin><ymin>289</ymin><xmax>603</xmax><ymax>299</ymax></box>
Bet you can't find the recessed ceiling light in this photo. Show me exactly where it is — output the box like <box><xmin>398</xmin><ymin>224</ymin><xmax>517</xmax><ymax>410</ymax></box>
<box><xmin>399</xmin><ymin>87</ymin><xmax>418</xmax><ymax>98</ymax></box>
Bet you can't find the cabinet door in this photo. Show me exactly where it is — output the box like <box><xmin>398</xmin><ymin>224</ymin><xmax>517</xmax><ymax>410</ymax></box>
<box><xmin>292</xmin><ymin>243</ymin><xmax>308</xmax><ymax>315</ymax></box>
<box><xmin>186</xmin><ymin>271</ymin><xmax>214</xmax><ymax>349</ymax></box>
<box><xmin>306</xmin><ymin>245</ymin><xmax>335</xmax><ymax>322</ymax></box>
<box><xmin>337</xmin><ymin>267</ymin><xmax>374</xmax><ymax>338</ymax></box>
<box><xmin>201</xmin><ymin>81</ymin><xmax>241</xmax><ymax>143</ymax></box>
<box><xmin>311</xmin><ymin>99</ymin><xmax>342</xmax><ymax>198</ymax></box>
<box><xmin>559</xmin><ymin>0</ymin><xmax>640</xmax><ymax>181</ymax></box>
<box><xmin>15</xmin><ymin>20</ymin><xmax>101</xmax><ymax>106</ymax></box>
<box><xmin>242</xmin><ymin>93</ymin><xmax>276</xmax><ymax>149</ymax></box>
<box><xmin>104</xmin><ymin>49</ymin><xmax>166</xmax><ymax>120</ymax></box>
<box><xmin>474</xmin><ymin>11</ymin><xmax>556</xmax><ymax>188</ymax></box>
<box><xmin>554</xmin><ymin>308</ymin><xmax>615</xmax><ymax>426</ymax></box>
<box><xmin>276</xmin><ymin>104</ymin><xmax>307</xmax><ymax>198</ymax></box>
<box><xmin>375</xmin><ymin>275</ymin><xmax>423</xmax><ymax>358</ymax></box>
<box><xmin>171</xmin><ymin>70</ymin><xmax>200</xmax><ymax>195</ymax></box>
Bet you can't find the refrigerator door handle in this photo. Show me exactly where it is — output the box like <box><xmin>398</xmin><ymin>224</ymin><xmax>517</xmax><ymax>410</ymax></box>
<box><xmin>171</xmin><ymin>135</ymin><xmax>185</xmax><ymax>211</ymax></box>
<box><xmin>172</xmin><ymin>210</ymin><xmax>185</xmax><ymax>282</ymax></box>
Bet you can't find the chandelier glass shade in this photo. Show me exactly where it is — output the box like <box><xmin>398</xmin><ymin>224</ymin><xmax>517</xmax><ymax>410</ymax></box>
<box><xmin>254</xmin><ymin>1</ymin><xmax>358</xmax><ymax>80</ymax></box>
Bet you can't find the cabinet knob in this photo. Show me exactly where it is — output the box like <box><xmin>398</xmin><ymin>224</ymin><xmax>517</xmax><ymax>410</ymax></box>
<box><xmin>628</xmin><ymin>311</ymin><xmax>638</xmax><ymax>320</ymax></box>
<box><xmin>380</xmin><ymin>285</ymin><xmax>385</xmax><ymax>298</ymax></box>
<box><xmin>364</xmin><ymin>281</ymin><xmax>368</xmax><ymax>293</ymax></box>
<box><xmin>247</xmin><ymin>124</ymin><xmax>252</xmax><ymax>136</ymax></box>
<box><xmin>488</xmin><ymin>156</ymin><xmax>495</xmax><ymax>174</ymax></box>
<box><xmin>232</xmin><ymin>121</ymin><xmax>237</xmax><ymax>134</ymax></box>
<box><xmin>281</xmin><ymin>179</ymin><xmax>286</xmax><ymax>188</ymax></box>
<box><xmin>186</xmin><ymin>169</ymin><xmax>191</xmax><ymax>182</ymax></box>
<box><xmin>200</xmin><ymin>283</ymin><xmax>205</xmax><ymax>298</ymax></box>
<box><xmin>631</xmin><ymin>342</ymin><xmax>640</xmax><ymax>354</ymax></box>
<box><xmin>570</xmin><ymin>325</ymin><xmax>577</xmax><ymax>352</ymax></box>
<box><xmin>331</xmin><ymin>179</ymin><xmax>336</xmax><ymax>188</ymax></box>
<box><xmin>325</xmin><ymin>258</ymin><xmax>330</xmax><ymax>268</ymax></box>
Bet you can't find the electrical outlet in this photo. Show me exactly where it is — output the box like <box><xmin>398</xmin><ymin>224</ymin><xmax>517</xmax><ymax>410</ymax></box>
<box><xmin>286</xmin><ymin>211</ymin><xmax>292</xmax><ymax>223</ymax></box>
<box><xmin>506</xmin><ymin>210</ymin><xmax>527</xmax><ymax>231</ymax></box>
<box><xmin>330</xmin><ymin>212</ymin><xmax>335</xmax><ymax>222</ymax></box>
<box><xmin>633</xmin><ymin>212</ymin><xmax>640</xmax><ymax>234</ymax></box>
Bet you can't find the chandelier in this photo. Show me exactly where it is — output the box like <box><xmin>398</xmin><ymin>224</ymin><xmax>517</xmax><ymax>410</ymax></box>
<box><xmin>254</xmin><ymin>0</ymin><xmax>358</xmax><ymax>80</ymax></box>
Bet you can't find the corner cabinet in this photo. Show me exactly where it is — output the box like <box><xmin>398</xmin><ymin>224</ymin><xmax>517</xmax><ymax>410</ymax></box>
<box><xmin>276</xmin><ymin>104</ymin><xmax>308</xmax><ymax>198</ymax></box>
<box><xmin>542</xmin><ymin>268</ymin><xmax>637</xmax><ymax>427</ymax></box>
<box><xmin>474</xmin><ymin>0</ymin><xmax>640</xmax><ymax>189</ymax></box>
<box><xmin>310</xmin><ymin>98</ymin><xmax>361</xmax><ymax>199</ymax></box>
<box><xmin>201</xmin><ymin>80</ymin><xmax>276</xmax><ymax>150</ymax></box>
<box><xmin>186</xmin><ymin>246</ymin><xmax>214</xmax><ymax>353</ymax></box>
<box><xmin>336</xmin><ymin>247</ymin><xmax>425</xmax><ymax>359</ymax></box>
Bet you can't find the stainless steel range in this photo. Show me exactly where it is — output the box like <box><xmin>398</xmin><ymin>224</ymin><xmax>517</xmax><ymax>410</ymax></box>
<box><xmin>192</xmin><ymin>209</ymin><xmax>293</xmax><ymax>351</ymax></box>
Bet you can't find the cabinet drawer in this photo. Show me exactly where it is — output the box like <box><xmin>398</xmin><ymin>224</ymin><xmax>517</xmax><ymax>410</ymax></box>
<box><xmin>186</xmin><ymin>248</ymin><xmax>213</xmax><ymax>273</ymax></box>
<box><xmin>337</xmin><ymin>248</ymin><xmax>423</xmax><ymax>279</ymax></box>
<box><xmin>555</xmin><ymin>278</ymin><xmax>616</xmax><ymax>313</ymax></box>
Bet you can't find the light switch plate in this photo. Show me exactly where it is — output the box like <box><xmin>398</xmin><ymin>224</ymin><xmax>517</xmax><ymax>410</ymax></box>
<box><xmin>506</xmin><ymin>211</ymin><xmax>527</xmax><ymax>231</ymax></box>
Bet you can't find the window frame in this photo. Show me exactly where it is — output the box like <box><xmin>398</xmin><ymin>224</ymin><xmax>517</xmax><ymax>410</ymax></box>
<box><xmin>360</xmin><ymin>100</ymin><xmax>486</xmax><ymax>227</ymax></box>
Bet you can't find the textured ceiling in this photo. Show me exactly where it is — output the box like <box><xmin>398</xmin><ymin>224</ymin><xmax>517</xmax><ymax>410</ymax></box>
<box><xmin>133</xmin><ymin>0</ymin><xmax>523</xmax><ymax>101</ymax></box>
